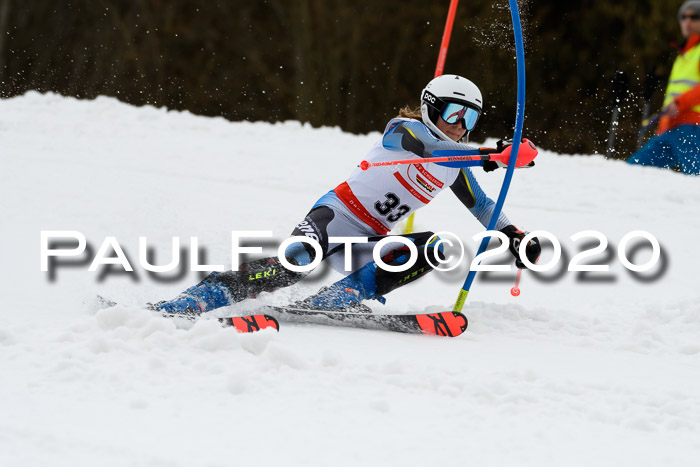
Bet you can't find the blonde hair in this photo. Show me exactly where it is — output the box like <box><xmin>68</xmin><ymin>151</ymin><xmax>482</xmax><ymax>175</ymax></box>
<box><xmin>396</xmin><ymin>106</ymin><xmax>422</xmax><ymax>120</ymax></box>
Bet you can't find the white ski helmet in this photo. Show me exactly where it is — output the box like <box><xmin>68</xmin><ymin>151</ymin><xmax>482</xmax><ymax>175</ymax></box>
<box><xmin>420</xmin><ymin>74</ymin><xmax>483</xmax><ymax>142</ymax></box>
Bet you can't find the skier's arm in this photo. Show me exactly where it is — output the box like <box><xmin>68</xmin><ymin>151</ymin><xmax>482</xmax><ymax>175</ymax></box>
<box><xmin>381</xmin><ymin>119</ymin><xmax>477</xmax><ymax>157</ymax></box>
<box><xmin>658</xmin><ymin>84</ymin><xmax>700</xmax><ymax>134</ymax></box>
<box><xmin>658</xmin><ymin>62</ymin><xmax>700</xmax><ymax>134</ymax></box>
<box><xmin>449</xmin><ymin>167</ymin><xmax>511</xmax><ymax>230</ymax></box>
<box><xmin>450</xmin><ymin>167</ymin><xmax>541</xmax><ymax>269</ymax></box>
<box><xmin>673</xmin><ymin>84</ymin><xmax>700</xmax><ymax>112</ymax></box>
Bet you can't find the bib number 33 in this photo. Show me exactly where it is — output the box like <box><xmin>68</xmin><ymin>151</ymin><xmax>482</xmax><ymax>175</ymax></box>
<box><xmin>375</xmin><ymin>192</ymin><xmax>410</xmax><ymax>222</ymax></box>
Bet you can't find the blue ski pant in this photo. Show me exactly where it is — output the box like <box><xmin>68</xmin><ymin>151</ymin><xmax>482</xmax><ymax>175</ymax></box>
<box><xmin>627</xmin><ymin>124</ymin><xmax>700</xmax><ymax>175</ymax></box>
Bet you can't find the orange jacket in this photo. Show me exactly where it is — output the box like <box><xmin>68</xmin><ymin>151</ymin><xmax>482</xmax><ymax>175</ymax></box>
<box><xmin>657</xmin><ymin>34</ymin><xmax>700</xmax><ymax>135</ymax></box>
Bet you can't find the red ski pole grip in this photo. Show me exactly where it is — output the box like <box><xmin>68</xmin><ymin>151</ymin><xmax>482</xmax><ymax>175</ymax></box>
<box><xmin>493</xmin><ymin>138</ymin><xmax>538</xmax><ymax>167</ymax></box>
<box><xmin>518</xmin><ymin>139</ymin><xmax>539</xmax><ymax>166</ymax></box>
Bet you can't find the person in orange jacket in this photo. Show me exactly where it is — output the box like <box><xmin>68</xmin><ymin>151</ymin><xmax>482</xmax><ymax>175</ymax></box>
<box><xmin>628</xmin><ymin>0</ymin><xmax>700</xmax><ymax>175</ymax></box>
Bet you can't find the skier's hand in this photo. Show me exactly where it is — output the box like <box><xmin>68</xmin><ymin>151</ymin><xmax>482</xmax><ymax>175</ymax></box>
<box><xmin>482</xmin><ymin>140</ymin><xmax>510</xmax><ymax>172</ymax></box>
<box><xmin>479</xmin><ymin>139</ymin><xmax>510</xmax><ymax>155</ymax></box>
<box><xmin>496</xmin><ymin>139</ymin><xmax>511</xmax><ymax>152</ymax></box>
<box><xmin>663</xmin><ymin>101</ymin><xmax>679</xmax><ymax>118</ymax></box>
<box><xmin>483</xmin><ymin>160</ymin><xmax>506</xmax><ymax>172</ymax></box>
<box><xmin>500</xmin><ymin>225</ymin><xmax>541</xmax><ymax>269</ymax></box>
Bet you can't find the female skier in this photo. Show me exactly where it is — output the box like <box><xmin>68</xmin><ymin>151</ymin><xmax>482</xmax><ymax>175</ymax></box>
<box><xmin>155</xmin><ymin>74</ymin><xmax>541</xmax><ymax>315</ymax></box>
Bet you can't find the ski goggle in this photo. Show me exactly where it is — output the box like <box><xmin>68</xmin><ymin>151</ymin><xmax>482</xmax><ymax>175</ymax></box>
<box><xmin>679</xmin><ymin>13</ymin><xmax>700</xmax><ymax>21</ymax></box>
<box><xmin>441</xmin><ymin>102</ymin><xmax>480</xmax><ymax>131</ymax></box>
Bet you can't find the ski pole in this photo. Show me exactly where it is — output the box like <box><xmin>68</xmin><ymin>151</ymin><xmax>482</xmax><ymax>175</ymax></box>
<box><xmin>361</xmin><ymin>153</ymin><xmax>481</xmax><ymax>170</ymax></box>
<box><xmin>359</xmin><ymin>139</ymin><xmax>538</xmax><ymax>170</ymax></box>
<box><xmin>637</xmin><ymin>111</ymin><xmax>664</xmax><ymax>136</ymax></box>
<box><xmin>636</xmin><ymin>101</ymin><xmax>651</xmax><ymax>149</ymax></box>
<box><xmin>510</xmin><ymin>269</ymin><xmax>522</xmax><ymax>296</ymax></box>
<box><xmin>605</xmin><ymin>71</ymin><xmax>629</xmax><ymax>158</ymax></box>
<box><xmin>637</xmin><ymin>72</ymin><xmax>660</xmax><ymax>149</ymax></box>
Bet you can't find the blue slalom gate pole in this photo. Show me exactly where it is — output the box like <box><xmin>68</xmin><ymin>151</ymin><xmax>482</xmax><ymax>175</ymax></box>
<box><xmin>453</xmin><ymin>0</ymin><xmax>526</xmax><ymax>312</ymax></box>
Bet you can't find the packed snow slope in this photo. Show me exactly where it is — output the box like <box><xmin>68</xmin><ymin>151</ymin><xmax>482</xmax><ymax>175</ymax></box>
<box><xmin>1</xmin><ymin>92</ymin><xmax>700</xmax><ymax>466</ymax></box>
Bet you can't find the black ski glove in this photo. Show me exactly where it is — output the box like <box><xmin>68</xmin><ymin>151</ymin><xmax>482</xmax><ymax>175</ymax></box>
<box><xmin>500</xmin><ymin>224</ymin><xmax>541</xmax><ymax>269</ymax></box>
<box><xmin>481</xmin><ymin>140</ymin><xmax>509</xmax><ymax>172</ymax></box>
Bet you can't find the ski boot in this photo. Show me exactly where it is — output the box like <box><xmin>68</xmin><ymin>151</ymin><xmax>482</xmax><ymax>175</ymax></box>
<box><xmin>296</xmin><ymin>243</ymin><xmax>442</xmax><ymax>312</ymax></box>
<box><xmin>152</xmin><ymin>272</ymin><xmax>233</xmax><ymax>318</ymax></box>
<box><xmin>153</xmin><ymin>257</ymin><xmax>307</xmax><ymax>317</ymax></box>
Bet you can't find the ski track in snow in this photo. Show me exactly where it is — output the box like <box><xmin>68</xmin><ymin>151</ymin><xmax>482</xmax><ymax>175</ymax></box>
<box><xmin>1</xmin><ymin>92</ymin><xmax>700</xmax><ymax>466</ymax></box>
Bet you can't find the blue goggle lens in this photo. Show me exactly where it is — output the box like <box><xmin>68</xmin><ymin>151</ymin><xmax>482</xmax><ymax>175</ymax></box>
<box><xmin>441</xmin><ymin>103</ymin><xmax>480</xmax><ymax>131</ymax></box>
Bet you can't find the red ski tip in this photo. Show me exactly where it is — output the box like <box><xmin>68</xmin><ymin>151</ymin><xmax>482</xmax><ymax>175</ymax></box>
<box><xmin>415</xmin><ymin>312</ymin><xmax>468</xmax><ymax>337</ymax></box>
<box><xmin>229</xmin><ymin>315</ymin><xmax>280</xmax><ymax>333</ymax></box>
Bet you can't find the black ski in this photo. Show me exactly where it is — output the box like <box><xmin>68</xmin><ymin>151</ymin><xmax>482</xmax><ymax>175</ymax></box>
<box><xmin>257</xmin><ymin>305</ymin><xmax>468</xmax><ymax>337</ymax></box>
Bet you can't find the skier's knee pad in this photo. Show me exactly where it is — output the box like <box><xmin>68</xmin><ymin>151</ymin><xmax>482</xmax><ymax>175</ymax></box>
<box><xmin>287</xmin><ymin>205</ymin><xmax>335</xmax><ymax>264</ymax></box>
<box><xmin>211</xmin><ymin>257</ymin><xmax>307</xmax><ymax>301</ymax></box>
<box><xmin>374</xmin><ymin>244</ymin><xmax>444</xmax><ymax>297</ymax></box>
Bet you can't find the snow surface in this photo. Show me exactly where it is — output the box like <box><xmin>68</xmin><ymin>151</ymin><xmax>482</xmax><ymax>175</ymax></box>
<box><xmin>1</xmin><ymin>92</ymin><xmax>700</xmax><ymax>466</ymax></box>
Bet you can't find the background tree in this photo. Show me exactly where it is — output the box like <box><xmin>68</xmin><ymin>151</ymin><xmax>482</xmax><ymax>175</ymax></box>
<box><xmin>0</xmin><ymin>0</ymin><xmax>684</xmax><ymax>157</ymax></box>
